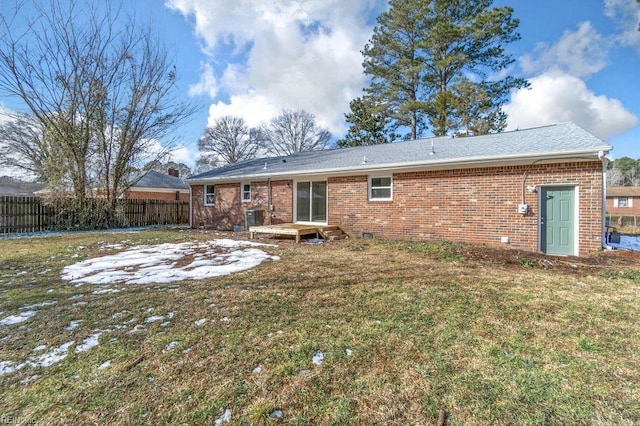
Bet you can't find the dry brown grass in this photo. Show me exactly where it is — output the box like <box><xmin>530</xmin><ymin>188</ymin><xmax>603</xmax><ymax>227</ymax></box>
<box><xmin>1</xmin><ymin>229</ymin><xmax>639</xmax><ymax>424</ymax></box>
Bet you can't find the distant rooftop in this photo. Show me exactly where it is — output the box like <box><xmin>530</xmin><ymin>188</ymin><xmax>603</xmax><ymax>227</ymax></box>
<box><xmin>130</xmin><ymin>170</ymin><xmax>189</xmax><ymax>190</ymax></box>
<box><xmin>189</xmin><ymin>122</ymin><xmax>611</xmax><ymax>183</ymax></box>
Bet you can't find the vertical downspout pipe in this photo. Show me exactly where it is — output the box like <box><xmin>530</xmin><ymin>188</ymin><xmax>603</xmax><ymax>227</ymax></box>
<box><xmin>189</xmin><ymin>184</ymin><xmax>193</xmax><ymax>229</ymax></box>
<box><xmin>599</xmin><ymin>151</ymin><xmax>612</xmax><ymax>250</ymax></box>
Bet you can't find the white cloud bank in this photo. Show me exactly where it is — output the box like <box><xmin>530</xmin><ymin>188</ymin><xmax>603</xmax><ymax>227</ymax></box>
<box><xmin>165</xmin><ymin>0</ymin><xmax>385</xmax><ymax>135</ymax></box>
<box><xmin>504</xmin><ymin>71</ymin><xmax>637</xmax><ymax>140</ymax></box>
<box><xmin>505</xmin><ymin>12</ymin><xmax>638</xmax><ymax>141</ymax></box>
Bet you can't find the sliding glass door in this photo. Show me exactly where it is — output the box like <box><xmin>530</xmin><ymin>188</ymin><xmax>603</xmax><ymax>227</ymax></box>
<box><xmin>296</xmin><ymin>181</ymin><xmax>327</xmax><ymax>223</ymax></box>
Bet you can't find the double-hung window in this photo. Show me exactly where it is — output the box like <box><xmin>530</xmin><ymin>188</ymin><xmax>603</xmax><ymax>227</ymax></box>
<box><xmin>241</xmin><ymin>183</ymin><xmax>251</xmax><ymax>202</ymax></box>
<box><xmin>369</xmin><ymin>176</ymin><xmax>392</xmax><ymax>201</ymax></box>
<box><xmin>204</xmin><ymin>185</ymin><xmax>215</xmax><ymax>205</ymax></box>
<box><xmin>617</xmin><ymin>197</ymin><xmax>630</xmax><ymax>208</ymax></box>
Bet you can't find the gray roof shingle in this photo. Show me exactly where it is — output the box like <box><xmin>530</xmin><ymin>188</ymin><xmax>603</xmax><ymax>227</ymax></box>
<box><xmin>189</xmin><ymin>122</ymin><xmax>611</xmax><ymax>182</ymax></box>
<box><xmin>131</xmin><ymin>170</ymin><xmax>189</xmax><ymax>190</ymax></box>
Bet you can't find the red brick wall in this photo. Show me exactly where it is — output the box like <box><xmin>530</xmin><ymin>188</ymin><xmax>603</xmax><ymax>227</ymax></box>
<box><xmin>191</xmin><ymin>180</ymin><xmax>293</xmax><ymax>229</ymax></box>
<box><xmin>192</xmin><ymin>162</ymin><xmax>604</xmax><ymax>255</ymax></box>
<box><xmin>328</xmin><ymin>162</ymin><xmax>603</xmax><ymax>256</ymax></box>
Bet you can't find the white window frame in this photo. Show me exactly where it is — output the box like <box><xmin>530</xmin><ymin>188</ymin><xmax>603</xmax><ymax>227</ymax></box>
<box><xmin>241</xmin><ymin>182</ymin><xmax>251</xmax><ymax>203</ymax></box>
<box><xmin>369</xmin><ymin>175</ymin><xmax>393</xmax><ymax>201</ymax></box>
<box><xmin>616</xmin><ymin>197</ymin><xmax>631</xmax><ymax>208</ymax></box>
<box><xmin>204</xmin><ymin>184</ymin><xmax>215</xmax><ymax>206</ymax></box>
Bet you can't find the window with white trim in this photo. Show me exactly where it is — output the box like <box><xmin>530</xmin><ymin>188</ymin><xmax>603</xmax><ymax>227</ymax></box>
<box><xmin>241</xmin><ymin>183</ymin><xmax>251</xmax><ymax>202</ymax></box>
<box><xmin>369</xmin><ymin>176</ymin><xmax>392</xmax><ymax>201</ymax></box>
<box><xmin>204</xmin><ymin>185</ymin><xmax>215</xmax><ymax>205</ymax></box>
<box><xmin>617</xmin><ymin>197</ymin><xmax>631</xmax><ymax>208</ymax></box>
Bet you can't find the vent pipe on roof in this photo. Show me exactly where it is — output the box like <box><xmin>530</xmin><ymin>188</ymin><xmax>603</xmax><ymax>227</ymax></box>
<box><xmin>429</xmin><ymin>140</ymin><xmax>435</xmax><ymax>155</ymax></box>
<box><xmin>362</xmin><ymin>156</ymin><xmax>367</xmax><ymax>164</ymax></box>
<box><xmin>263</xmin><ymin>162</ymin><xmax>267</xmax><ymax>170</ymax></box>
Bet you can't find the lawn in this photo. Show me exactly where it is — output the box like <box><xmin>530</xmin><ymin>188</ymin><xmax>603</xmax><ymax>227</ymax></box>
<box><xmin>1</xmin><ymin>228</ymin><xmax>639</xmax><ymax>425</ymax></box>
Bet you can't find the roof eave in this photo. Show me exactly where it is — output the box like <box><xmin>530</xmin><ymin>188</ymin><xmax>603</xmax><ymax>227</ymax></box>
<box><xmin>187</xmin><ymin>147</ymin><xmax>611</xmax><ymax>185</ymax></box>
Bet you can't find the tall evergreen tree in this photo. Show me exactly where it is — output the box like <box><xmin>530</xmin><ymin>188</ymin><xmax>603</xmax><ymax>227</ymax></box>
<box><xmin>361</xmin><ymin>0</ymin><xmax>528</xmax><ymax>139</ymax></box>
<box><xmin>337</xmin><ymin>97</ymin><xmax>389</xmax><ymax>147</ymax></box>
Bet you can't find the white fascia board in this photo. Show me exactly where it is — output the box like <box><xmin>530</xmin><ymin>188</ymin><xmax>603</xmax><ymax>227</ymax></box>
<box><xmin>186</xmin><ymin>148</ymin><xmax>610</xmax><ymax>185</ymax></box>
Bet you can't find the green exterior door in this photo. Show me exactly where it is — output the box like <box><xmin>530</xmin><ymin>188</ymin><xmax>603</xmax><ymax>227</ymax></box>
<box><xmin>540</xmin><ymin>186</ymin><xmax>576</xmax><ymax>255</ymax></box>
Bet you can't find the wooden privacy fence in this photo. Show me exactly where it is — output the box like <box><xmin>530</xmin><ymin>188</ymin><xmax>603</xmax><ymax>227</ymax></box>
<box><xmin>1</xmin><ymin>196</ymin><xmax>189</xmax><ymax>234</ymax></box>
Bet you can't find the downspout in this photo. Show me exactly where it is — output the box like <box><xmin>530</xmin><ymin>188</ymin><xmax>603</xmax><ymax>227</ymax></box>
<box><xmin>189</xmin><ymin>184</ymin><xmax>193</xmax><ymax>229</ymax></box>
<box><xmin>267</xmin><ymin>178</ymin><xmax>272</xmax><ymax>226</ymax></box>
<box><xmin>599</xmin><ymin>150</ymin><xmax>612</xmax><ymax>250</ymax></box>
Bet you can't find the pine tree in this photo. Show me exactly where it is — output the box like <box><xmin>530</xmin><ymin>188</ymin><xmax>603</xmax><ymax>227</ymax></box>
<box><xmin>361</xmin><ymin>0</ymin><xmax>528</xmax><ymax>139</ymax></box>
<box><xmin>337</xmin><ymin>97</ymin><xmax>389</xmax><ymax>147</ymax></box>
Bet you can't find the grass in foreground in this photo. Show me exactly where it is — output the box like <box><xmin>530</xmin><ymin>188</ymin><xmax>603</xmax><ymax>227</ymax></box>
<box><xmin>0</xmin><ymin>228</ymin><xmax>639</xmax><ymax>425</ymax></box>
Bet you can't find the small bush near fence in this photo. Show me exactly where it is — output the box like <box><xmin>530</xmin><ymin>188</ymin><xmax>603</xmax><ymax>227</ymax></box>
<box><xmin>1</xmin><ymin>196</ymin><xmax>189</xmax><ymax>234</ymax></box>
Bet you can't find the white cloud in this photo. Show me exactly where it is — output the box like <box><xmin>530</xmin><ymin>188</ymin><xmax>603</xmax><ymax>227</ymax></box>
<box><xmin>504</xmin><ymin>71</ymin><xmax>638</xmax><ymax>141</ymax></box>
<box><xmin>519</xmin><ymin>21</ymin><xmax>608</xmax><ymax>78</ymax></box>
<box><xmin>188</xmin><ymin>63</ymin><xmax>219</xmax><ymax>98</ymax></box>
<box><xmin>604</xmin><ymin>0</ymin><xmax>640</xmax><ymax>51</ymax></box>
<box><xmin>165</xmin><ymin>0</ymin><xmax>384</xmax><ymax>135</ymax></box>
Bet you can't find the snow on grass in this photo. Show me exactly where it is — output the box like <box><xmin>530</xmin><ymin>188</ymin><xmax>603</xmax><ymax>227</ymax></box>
<box><xmin>98</xmin><ymin>360</ymin><xmax>112</xmax><ymax>370</ymax></box>
<box><xmin>33</xmin><ymin>341</ymin><xmax>75</xmax><ymax>368</ymax></box>
<box><xmin>214</xmin><ymin>409</ymin><xmax>232</xmax><ymax>425</ymax></box>
<box><xmin>75</xmin><ymin>333</ymin><xmax>101</xmax><ymax>353</ymax></box>
<box><xmin>312</xmin><ymin>351</ymin><xmax>324</xmax><ymax>365</ymax></box>
<box><xmin>22</xmin><ymin>300</ymin><xmax>57</xmax><ymax>309</ymax></box>
<box><xmin>194</xmin><ymin>318</ymin><xmax>207</xmax><ymax>326</ymax></box>
<box><xmin>66</xmin><ymin>320</ymin><xmax>82</xmax><ymax>331</ymax></box>
<box><xmin>145</xmin><ymin>315</ymin><xmax>165</xmax><ymax>323</ymax></box>
<box><xmin>61</xmin><ymin>239</ymin><xmax>279</xmax><ymax>285</ymax></box>
<box><xmin>0</xmin><ymin>310</ymin><xmax>37</xmax><ymax>326</ymax></box>
<box><xmin>163</xmin><ymin>341</ymin><xmax>180</xmax><ymax>352</ymax></box>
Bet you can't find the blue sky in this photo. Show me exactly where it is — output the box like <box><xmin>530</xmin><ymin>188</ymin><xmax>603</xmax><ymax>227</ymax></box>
<box><xmin>1</xmin><ymin>0</ymin><xmax>639</xmax><ymax>174</ymax></box>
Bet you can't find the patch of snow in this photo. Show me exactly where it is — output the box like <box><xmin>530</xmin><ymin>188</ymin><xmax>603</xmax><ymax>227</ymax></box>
<box><xmin>22</xmin><ymin>300</ymin><xmax>57</xmax><ymax>309</ymax></box>
<box><xmin>98</xmin><ymin>360</ymin><xmax>112</xmax><ymax>370</ymax></box>
<box><xmin>194</xmin><ymin>318</ymin><xmax>207</xmax><ymax>327</ymax></box>
<box><xmin>346</xmin><ymin>349</ymin><xmax>353</xmax><ymax>357</ymax></box>
<box><xmin>128</xmin><ymin>325</ymin><xmax>146</xmax><ymax>333</ymax></box>
<box><xmin>1</xmin><ymin>310</ymin><xmax>37</xmax><ymax>326</ymax></box>
<box><xmin>0</xmin><ymin>360</ymin><xmax>25</xmax><ymax>375</ymax></box>
<box><xmin>145</xmin><ymin>316</ymin><xmax>165</xmax><ymax>323</ymax></box>
<box><xmin>75</xmin><ymin>333</ymin><xmax>101</xmax><ymax>352</ymax></box>
<box><xmin>33</xmin><ymin>341</ymin><xmax>75</xmax><ymax>368</ymax></box>
<box><xmin>73</xmin><ymin>301</ymin><xmax>88</xmax><ymax>306</ymax></box>
<box><xmin>111</xmin><ymin>311</ymin><xmax>126</xmax><ymax>319</ymax></box>
<box><xmin>33</xmin><ymin>345</ymin><xmax>47</xmax><ymax>351</ymax></box>
<box><xmin>312</xmin><ymin>351</ymin><xmax>324</xmax><ymax>366</ymax></box>
<box><xmin>166</xmin><ymin>312</ymin><xmax>174</xmax><ymax>319</ymax></box>
<box><xmin>20</xmin><ymin>374</ymin><xmax>39</xmax><ymax>384</ymax></box>
<box><xmin>214</xmin><ymin>409</ymin><xmax>232</xmax><ymax>425</ymax></box>
<box><xmin>182</xmin><ymin>347</ymin><xmax>192</xmax><ymax>354</ymax></box>
<box><xmin>252</xmin><ymin>365</ymin><xmax>263</xmax><ymax>374</ymax></box>
<box><xmin>66</xmin><ymin>320</ymin><xmax>82</xmax><ymax>331</ymax></box>
<box><xmin>163</xmin><ymin>341</ymin><xmax>180</xmax><ymax>352</ymax></box>
<box><xmin>68</xmin><ymin>294</ymin><xmax>84</xmax><ymax>300</ymax></box>
<box><xmin>220</xmin><ymin>317</ymin><xmax>231</xmax><ymax>323</ymax></box>
<box><xmin>160</xmin><ymin>321</ymin><xmax>171</xmax><ymax>327</ymax></box>
<box><xmin>61</xmin><ymin>240</ymin><xmax>279</xmax><ymax>285</ymax></box>
<box><xmin>92</xmin><ymin>288</ymin><xmax>122</xmax><ymax>295</ymax></box>
<box><xmin>270</xmin><ymin>410</ymin><xmax>283</xmax><ymax>419</ymax></box>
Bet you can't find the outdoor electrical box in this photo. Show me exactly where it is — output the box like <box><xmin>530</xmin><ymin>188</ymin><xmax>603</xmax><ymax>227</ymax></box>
<box><xmin>517</xmin><ymin>204</ymin><xmax>528</xmax><ymax>214</ymax></box>
<box><xmin>245</xmin><ymin>209</ymin><xmax>265</xmax><ymax>228</ymax></box>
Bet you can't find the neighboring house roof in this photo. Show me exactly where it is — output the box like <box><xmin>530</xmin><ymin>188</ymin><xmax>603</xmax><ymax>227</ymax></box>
<box><xmin>188</xmin><ymin>122</ymin><xmax>611</xmax><ymax>184</ymax></box>
<box><xmin>606</xmin><ymin>186</ymin><xmax>640</xmax><ymax>197</ymax></box>
<box><xmin>0</xmin><ymin>182</ymin><xmax>44</xmax><ymax>196</ymax></box>
<box><xmin>130</xmin><ymin>170</ymin><xmax>189</xmax><ymax>191</ymax></box>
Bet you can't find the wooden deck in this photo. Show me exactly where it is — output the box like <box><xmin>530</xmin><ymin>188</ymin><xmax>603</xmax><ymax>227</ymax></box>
<box><xmin>249</xmin><ymin>224</ymin><xmax>345</xmax><ymax>243</ymax></box>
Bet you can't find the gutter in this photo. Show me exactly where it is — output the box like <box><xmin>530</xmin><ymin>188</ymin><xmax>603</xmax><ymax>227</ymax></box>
<box><xmin>186</xmin><ymin>148</ymin><xmax>611</xmax><ymax>185</ymax></box>
<box><xmin>189</xmin><ymin>185</ymin><xmax>193</xmax><ymax>229</ymax></box>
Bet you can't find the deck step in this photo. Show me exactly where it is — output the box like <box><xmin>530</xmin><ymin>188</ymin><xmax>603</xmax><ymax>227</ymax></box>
<box><xmin>319</xmin><ymin>226</ymin><xmax>348</xmax><ymax>241</ymax></box>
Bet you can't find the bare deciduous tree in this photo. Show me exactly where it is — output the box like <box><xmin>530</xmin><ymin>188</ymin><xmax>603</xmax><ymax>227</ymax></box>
<box><xmin>261</xmin><ymin>110</ymin><xmax>331</xmax><ymax>156</ymax></box>
<box><xmin>0</xmin><ymin>0</ymin><xmax>196</xmax><ymax>208</ymax></box>
<box><xmin>198</xmin><ymin>116</ymin><xmax>261</xmax><ymax>166</ymax></box>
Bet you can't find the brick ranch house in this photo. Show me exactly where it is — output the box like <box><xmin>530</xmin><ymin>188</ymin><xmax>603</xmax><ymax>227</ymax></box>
<box><xmin>187</xmin><ymin>122</ymin><xmax>611</xmax><ymax>256</ymax></box>
<box><xmin>125</xmin><ymin>169</ymin><xmax>189</xmax><ymax>202</ymax></box>
<box><xmin>606</xmin><ymin>186</ymin><xmax>640</xmax><ymax>216</ymax></box>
